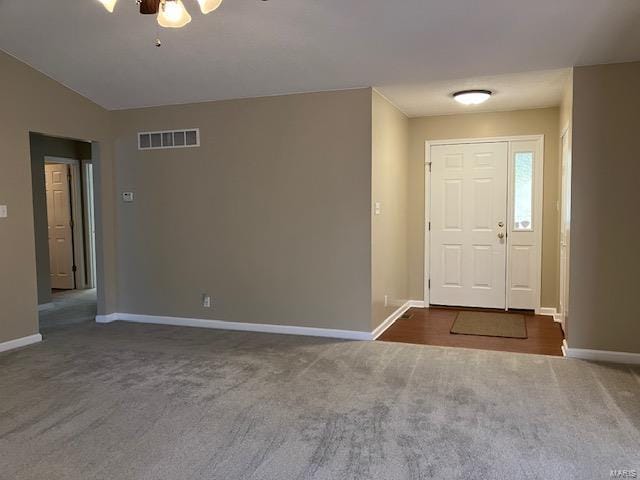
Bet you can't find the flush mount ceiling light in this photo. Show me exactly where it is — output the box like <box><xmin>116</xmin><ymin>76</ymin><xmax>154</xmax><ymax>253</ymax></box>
<box><xmin>97</xmin><ymin>0</ymin><xmax>223</xmax><ymax>29</ymax></box>
<box><xmin>453</xmin><ymin>89</ymin><xmax>493</xmax><ymax>105</ymax></box>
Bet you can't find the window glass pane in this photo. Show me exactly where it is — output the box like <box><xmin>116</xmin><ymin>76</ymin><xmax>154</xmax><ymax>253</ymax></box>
<box><xmin>162</xmin><ymin>132</ymin><xmax>173</xmax><ymax>147</ymax></box>
<box><xmin>514</xmin><ymin>152</ymin><xmax>533</xmax><ymax>230</ymax></box>
<box><xmin>185</xmin><ymin>130</ymin><xmax>198</xmax><ymax>146</ymax></box>
<box><xmin>150</xmin><ymin>133</ymin><xmax>162</xmax><ymax>148</ymax></box>
<box><xmin>139</xmin><ymin>134</ymin><xmax>150</xmax><ymax>149</ymax></box>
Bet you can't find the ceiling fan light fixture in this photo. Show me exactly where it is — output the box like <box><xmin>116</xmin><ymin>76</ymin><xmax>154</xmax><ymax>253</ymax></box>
<box><xmin>453</xmin><ymin>89</ymin><xmax>492</xmax><ymax>105</ymax></box>
<box><xmin>98</xmin><ymin>0</ymin><xmax>117</xmax><ymax>13</ymax></box>
<box><xmin>157</xmin><ymin>0</ymin><xmax>192</xmax><ymax>28</ymax></box>
<box><xmin>197</xmin><ymin>0</ymin><xmax>223</xmax><ymax>14</ymax></box>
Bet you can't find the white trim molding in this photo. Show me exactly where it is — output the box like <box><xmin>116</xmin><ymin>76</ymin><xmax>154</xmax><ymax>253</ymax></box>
<box><xmin>0</xmin><ymin>333</ymin><xmax>42</xmax><ymax>353</ymax></box>
<box><xmin>563</xmin><ymin>340</ymin><xmax>640</xmax><ymax>365</ymax></box>
<box><xmin>536</xmin><ymin>307</ymin><xmax>564</xmax><ymax>323</ymax></box>
<box><xmin>95</xmin><ymin>302</ymin><xmax>426</xmax><ymax>342</ymax></box>
<box><xmin>95</xmin><ymin>313</ymin><xmax>119</xmax><ymax>323</ymax></box>
<box><xmin>407</xmin><ymin>300</ymin><xmax>426</xmax><ymax>308</ymax></box>
<box><xmin>371</xmin><ymin>302</ymin><xmax>412</xmax><ymax>340</ymax></box>
<box><xmin>96</xmin><ymin>313</ymin><xmax>373</xmax><ymax>341</ymax></box>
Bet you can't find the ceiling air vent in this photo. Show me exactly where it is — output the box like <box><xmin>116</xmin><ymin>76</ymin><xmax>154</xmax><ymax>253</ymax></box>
<box><xmin>138</xmin><ymin>128</ymin><xmax>200</xmax><ymax>150</ymax></box>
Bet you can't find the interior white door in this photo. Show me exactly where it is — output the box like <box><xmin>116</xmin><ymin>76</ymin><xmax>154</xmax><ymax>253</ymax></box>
<box><xmin>430</xmin><ymin>142</ymin><xmax>508</xmax><ymax>308</ymax></box>
<box><xmin>46</xmin><ymin>163</ymin><xmax>75</xmax><ymax>289</ymax></box>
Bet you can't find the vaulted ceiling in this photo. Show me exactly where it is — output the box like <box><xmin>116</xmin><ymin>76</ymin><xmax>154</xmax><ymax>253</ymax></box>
<box><xmin>0</xmin><ymin>0</ymin><xmax>638</xmax><ymax>112</ymax></box>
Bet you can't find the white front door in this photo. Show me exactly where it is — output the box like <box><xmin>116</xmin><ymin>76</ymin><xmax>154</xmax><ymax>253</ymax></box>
<box><xmin>429</xmin><ymin>142</ymin><xmax>508</xmax><ymax>309</ymax></box>
<box><xmin>46</xmin><ymin>163</ymin><xmax>75</xmax><ymax>289</ymax></box>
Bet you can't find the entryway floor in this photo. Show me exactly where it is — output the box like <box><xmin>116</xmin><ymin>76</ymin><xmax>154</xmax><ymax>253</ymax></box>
<box><xmin>377</xmin><ymin>307</ymin><xmax>565</xmax><ymax>356</ymax></box>
<box><xmin>39</xmin><ymin>289</ymin><xmax>97</xmax><ymax>330</ymax></box>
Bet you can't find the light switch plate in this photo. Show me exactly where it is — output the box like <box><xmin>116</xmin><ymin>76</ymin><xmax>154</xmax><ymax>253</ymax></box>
<box><xmin>122</xmin><ymin>192</ymin><xmax>134</xmax><ymax>203</ymax></box>
<box><xmin>0</xmin><ymin>205</ymin><xmax>7</xmax><ymax>218</ymax></box>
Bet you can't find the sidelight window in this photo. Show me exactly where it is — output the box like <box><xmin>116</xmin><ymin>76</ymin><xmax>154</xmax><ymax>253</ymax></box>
<box><xmin>513</xmin><ymin>152</ymin><xmax>534</xmax><ymax>231</ymax></box>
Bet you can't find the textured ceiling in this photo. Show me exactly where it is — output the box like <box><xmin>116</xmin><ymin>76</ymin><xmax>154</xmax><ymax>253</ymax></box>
<box><xmin>0</xmin><ymin>0</ymin><xmax>638</xmax><ymax>110</ymax></box>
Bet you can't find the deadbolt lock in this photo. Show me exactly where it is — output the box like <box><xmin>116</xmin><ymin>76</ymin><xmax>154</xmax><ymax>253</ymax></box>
<box><xmin>498</xmin><ymin>221</ymin><xmax>504</xmax><ymax>228</ymax></box>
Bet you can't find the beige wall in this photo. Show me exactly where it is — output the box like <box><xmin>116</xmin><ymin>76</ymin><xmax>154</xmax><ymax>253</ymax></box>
<box><xmin>569</xmin><ymin>62</ymin><xmax>640</xmax><ymax>353</ymax></box>
<box><xmin>5</xmin><ymin>47</ymin><xmax>637</xmax><ymax>356</ymax></box>
<box><xmin>371</xmin><ymin>91</ymin><xmax>410</xmax><ymax>329</ymax></box>
<box><xmin>29</xmin><ymin>133</ymin><xmax>91</xmax><ymax>305</ymax></box>
<box><xmin>408</xmin><ymin>108</ymin><xmax>561</xmax><ymax>308</ymax></box>
<box><xmin>0</xmin><ymin>51</ymin><xmax>117</xmax><ymax>344</ymax></box>
<box><xmin>111</xmin><ymin>88</ymin><xmax>373</xmax><ymax>332</ymax></box>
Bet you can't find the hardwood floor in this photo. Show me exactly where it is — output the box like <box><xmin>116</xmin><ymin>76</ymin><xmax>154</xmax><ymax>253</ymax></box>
<box><xmin>377</xmin><ymin>307</ymin><xmax>565</xmax><ymax>356</ymax></box>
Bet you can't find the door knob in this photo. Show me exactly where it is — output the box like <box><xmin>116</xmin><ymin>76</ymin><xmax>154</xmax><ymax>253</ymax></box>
<box><xmin>498</xmin><ymin>232</ymin><xmax>505</xmax><ymax>239</ymax></box>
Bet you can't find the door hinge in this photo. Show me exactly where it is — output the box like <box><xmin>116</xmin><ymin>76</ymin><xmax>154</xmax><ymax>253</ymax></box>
<box><xmin>428</xmin><ymin>279</ymin><xmax>431</xmax><ymax>289</ymax></box>
<box><xmin>427</xmin><ymin>162</ymin><xmax>432</xmax><ymax>172</ymax></box>
<box><xmin>70</xmin><ymin>219</ymin><xmax>74</xmax><ymax>228</ymax></box>
<box><xmin>428</xmin><ymin>221</ymin><xmax>431</xmax><ymax>231</ymax></box>
<box><xmin>72</xmin><ymin>265</ymin><xmax>77</xmax><ymax>272</ymax></box>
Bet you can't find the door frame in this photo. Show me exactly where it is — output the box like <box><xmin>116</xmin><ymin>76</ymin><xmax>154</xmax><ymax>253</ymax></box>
<box><xmin>45</xmin><ymin>156</ymin><xmax>88</xmax><ymax>289</ymax></box>
<box><xmin>83</xmin><ymin>162</ymin><xmax>97</xmax><ymax>289</ymax></box>
<box><xmin>557</xmin><ymin>125</ymin><xmax>571</xmax><ymax>331</ymax></box>
<box><xmin>424</xmin><ymin>135</ymin><xmax>545</xmax><ymax>310</ymax></box>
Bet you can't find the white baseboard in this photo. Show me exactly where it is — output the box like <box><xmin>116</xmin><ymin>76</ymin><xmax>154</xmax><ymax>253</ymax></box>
<box><xmin>371</xmin><ymin>301</ymin><xmax>412</xmax><ymax>340</ymax></box>
<box><xmin>0</xmin><ymin>333</ymin><xmax>42</xmax><ymax>353</ymax></box>
<box><xmin>96</xmin><ymin>313</ymin><xmax>119</xmax><ymax>323</ymax></box>
<box><xmin>38</xmin><ymin>302</ymin><xmax>54</xmax><ymax>311</ymax></box>
<box><xmin>407</xmin><ymin>300</ymin><xmax>426</xmax><ymax>308</ymax></box>
<box><xmin>96</xmin><ymin>313</ymin><xmax>373</xmax><ymax>341</ymax></box>
<box><xmin>563</xmin><ymin>339</ymin><xmax>640</xmax><ymax>365</ymax></box>
<box><xmin>97</xmin><ymin>299</ymin><xmax>427</xmax><ymax>342</ymax></box>
<box><xmin>536</xmin><ymin>307</ymin><xmax>564</xmax><ymax>325</ymax></box>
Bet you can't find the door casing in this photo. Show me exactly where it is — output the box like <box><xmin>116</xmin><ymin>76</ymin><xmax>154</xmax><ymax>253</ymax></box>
<box><xmin>558</xmin><ymin>126</ymin><xmax>571</xmax><ymax>331</ymax></box>
<box><xmin>424</xmin><ymin>135</ymin><xmax>545</xmax><ymax>311</ymax></box>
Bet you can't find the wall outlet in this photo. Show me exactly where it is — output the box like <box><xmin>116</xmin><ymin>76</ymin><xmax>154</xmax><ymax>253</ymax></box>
<box><xmin>202</xmin><ymin>294</ymin><xmax>211</xmax><ymax>308</ymax></box>
<box><xmin>384</xmin><ymin>295</ymin><xmax>388</xmax><ymax>307</ymax></box>
<box><xmin>122</xmin><ymin>192</ymin><xmax>134</xmax><ymax>202</ymax></box>
<box><xmin>0</xmin><ymin>205</ymin><xmax>7</xmax><ymax>218</ymax></box>
<box><xmin>374</xmin><ymin>201</ymin><xmax>382</xmax><ymax>215</ymax></box>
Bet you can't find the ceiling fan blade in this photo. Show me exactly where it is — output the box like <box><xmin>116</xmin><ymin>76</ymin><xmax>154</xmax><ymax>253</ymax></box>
<box><xmin>139</xmin><ymin>0</ymin><xmax>161</xmax><ymax>15</ymax></box>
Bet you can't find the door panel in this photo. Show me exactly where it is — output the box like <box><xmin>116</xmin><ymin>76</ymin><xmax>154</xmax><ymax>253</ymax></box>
<box><xmin>507</xmin><ymin>141</ymin><xmax>542</xmax><ymax>309</ymax></box>
<box><xmin>510</xmin><ymin>245</ymin><xmax>534</xmax><ymax>289</ymax></box>
<box><xmin>430</xmin><ymin>142</ymin><xmax>508</xmax><ymax>308</ymax></box>
<box><xmin>46</xmin><ymin>164</ymin><xmax>75</xmax><ymax>289</ymax></box>
<box><xmin>442</xmin><ymin>245</ymin><xmax>463</xmax><ymax>286</ymax></box>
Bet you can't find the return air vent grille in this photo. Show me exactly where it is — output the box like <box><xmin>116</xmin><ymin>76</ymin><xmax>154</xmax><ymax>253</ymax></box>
<box><xmin>138</xmin><ymin>129</ymin><xmax>200</xmax><ymax>150</ymax></box>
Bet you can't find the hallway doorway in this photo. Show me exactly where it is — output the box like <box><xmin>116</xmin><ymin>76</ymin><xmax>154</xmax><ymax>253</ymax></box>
<box><xmin>39</xmin><ymin>289</ymin><xmax>97</xmax><ymax>330</ymax></box>
<box><xmin>30</xmin><ymin>133</ymin><xmax>98</xmax><ymax>329</ymax></box>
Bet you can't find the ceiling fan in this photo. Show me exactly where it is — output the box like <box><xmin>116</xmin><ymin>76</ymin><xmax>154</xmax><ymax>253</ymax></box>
<box><xmin>97</xmin><ymin>0</ymin><xmax>223</xmax><ymax>29</ymax></box>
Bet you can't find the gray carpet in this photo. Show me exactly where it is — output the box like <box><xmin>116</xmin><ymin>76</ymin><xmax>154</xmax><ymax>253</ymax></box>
<box><xmin>1</xmin><ymin>322</ymin><xmax>639</xmax><ymax>480</ymax></box>
<box><xmin>39</xmin><ymin>289</ymin><xmax>97</xmax><ymax>330</ymax></box>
